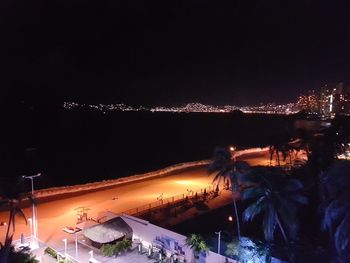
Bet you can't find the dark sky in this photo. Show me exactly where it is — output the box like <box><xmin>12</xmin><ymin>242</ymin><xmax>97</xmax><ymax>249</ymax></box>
<box><xmin>1</xmin><ymin>0</ymin><xmax>350</xmax><ymax>106</ymax></box>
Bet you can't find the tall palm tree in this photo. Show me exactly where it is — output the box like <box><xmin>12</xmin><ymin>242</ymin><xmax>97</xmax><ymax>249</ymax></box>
<box><xmin>269</xmin><ymin>143</ymin><xmax>294</xmax><ymax>167</ymax></box>
<box><xmin>209</xmin><ymin>147</ymin><xmax>250</xmax><ymax>240</ymax></box>
<box><xmin>0</xmin><ymin>242</ymin><xmax>38</xmax><ymax>263</ymax></box>
<box><xmin>321</xmin><ymin>161</ymin><xmax>350</xmax><ymax>260</ymax></box>
<box><xmin>0</xmin><ymin>175</ymin><xmax>27</xmax><ymax>262</ymax></box>
<box><xmin>267</xmin><ymin>131</ymin><xmax>292</xmax><ymax>167</ymax></box>
<box><xmin>185</xmin><ymin>234</ymin><xmax>209</xmax><ymax>263</ymax></box>
<box><xmin>322</xmin><ymin>197</ymin><xmax>350</xmax><ymax>258</ymax></box>
<box><xmin>269</xmin><ymin>145</ymin><xmax>281</xmax><ymax>166</ymax></box>
<box><xmin>241</xmin><ymin>166</ymin><xmax>308</xmax><ymax>243</ymax></box>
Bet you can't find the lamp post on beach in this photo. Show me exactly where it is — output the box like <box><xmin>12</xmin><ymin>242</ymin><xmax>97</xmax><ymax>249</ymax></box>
<box><xmin>28</xmin><ymin>218</ymin><xmax>33</xmax><ymax>237</ymax></box>
<box><xmin>157</xmin><ymin>193</ymin><xmax>163</xmax><ymax>205</ymax></box>
<box><xmin>63</xmin><ymin>238</ymin><xmax>67</xmax><ymax>255</ymax></box>
<box><xmin>75</xmin><ymin>233</ymin><xmax>79</xmax><ymax>258</ymax></box>
<box><xmin>215</xmin><ymin>230</ymin><xmax>221</xmax><ymax>254</ymax></box>
<box><xmin>23</xmin><ymin>173</ymin><xmax>41</xmax><ymax>239</ymax></box>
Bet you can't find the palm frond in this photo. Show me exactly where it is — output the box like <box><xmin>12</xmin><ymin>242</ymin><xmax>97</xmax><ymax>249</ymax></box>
<box><xmin>282</xmin><ymin>179</ymin><xmax>304</xmax><ymax>192</ymax></box>
<box><xmin>235</xmin><ymin>161</ymin><xmax>250</xmax><ymax>173</ymax></box>
<box><xmin>241</xmin><ymin>187</ymin><xmax>264</xmax><ymax>200</ymax></box>
<box><xmin>334</xmin><ymin>213</ymin><xmax>350</xmax><ymax>254</ymax></box>
<box><xmin>286</xmin><ymin>193</ymin><xmax>308</xmax><ymax>205</ymax></box>
<box><xmin>277</xmin><ymin>203</ymin><xmax>299</xmax><ymax>240</ymax></box>
<box><xmin>263</xmin><ymin>206</ymin><xmax>277</xmax><ymax>242</ymax></box>
<box><xmin>243</xmin><ymin>196</ymin><xmax>265</xmax><ymax>222</ymax></box>
<box><xmin>322</xmin><ymin>200</ymin><xmax>347</xmax><ymax>231</ymax></box>
<box><xmin>15</xmin><ymin>207</ymin><xmax>27</xmax><ymax>225</ymax></box>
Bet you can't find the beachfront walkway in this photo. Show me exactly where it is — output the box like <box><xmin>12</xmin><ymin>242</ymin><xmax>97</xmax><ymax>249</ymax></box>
<box><xmin>39</xmin><ymin>249</ymin><xmax>156</xmax><ymax>263</ymax></box>
<box><xmin>33</xmin><ymin>237</ymin><xmax>168</xmax><ymax>263</ymax></box>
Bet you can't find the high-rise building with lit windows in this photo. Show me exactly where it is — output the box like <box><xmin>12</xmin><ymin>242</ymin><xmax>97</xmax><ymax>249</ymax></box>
<box><xmin>319</xmin><ymin>84</ymin><xmax>332</xmax><ymax>115</ymax></box>
<box><xmin>297</xmin><ymin>90</ymin><xmax>318</xmax><ymax>113</ymax></box>
<box><xmin>298</xmin><ymin>83</ymin><xmax>350</xmax><ymax>116</ymax></box>
<box><xmin>318</xmin><ymin>82</ymin><xmax>350</xmax><ymax>116</ymax></box>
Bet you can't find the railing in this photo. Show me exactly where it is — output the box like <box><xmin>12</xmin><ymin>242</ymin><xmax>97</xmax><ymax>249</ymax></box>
<box><xmin>32</xmin><ymin>160</ymin><xmax>210</xmax><ymax>200</ymax></box>
<box><xmin>12</xmin><ymin>235</ymin><xmax>45</xmax><ymax>250</ymax></box>
<box><xmin>121</xmin><ymin>183</ymin><xmax>228</xmax><ymax>217</ymax></box>
<box><xmin>64</xmin><ymin>252</ymin><xmax>80</xmax><ymax>263</ymax></box>
<box><xmin>45</xmin><ymin>246</ymin><xmax>81</xmax><ymax>263</ymax></box>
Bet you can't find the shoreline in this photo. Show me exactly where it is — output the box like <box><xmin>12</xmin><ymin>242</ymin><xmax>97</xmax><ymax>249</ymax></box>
<box><xmin>22</xmin><ymin>159</ymin><xmax>210</xmax><ymax>205</ymax></box>
<box><xmin>13</xmin><ymin>147</ymin><xmax>267</xmax><ymax>207</ymax></box>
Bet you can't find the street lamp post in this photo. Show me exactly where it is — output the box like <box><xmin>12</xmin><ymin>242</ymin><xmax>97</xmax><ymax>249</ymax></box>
<box><xmin>28</xmin><ymin>218</ymin><xmax>33</xmax><ymax>237</ymax></box>
<box><xmin>215</xmin><ymin>230</ymin><xmax>221</xmax><ymax>255</ymax></box>
<box><xmin>75</xmin><ymin>233</ymin><xmax>78</xmax><ymax>258</ymax></box>
<box><xmin>23</xmin><ymin>173</ymin><xmax>41</xmax><ymax>240</ymax></box>
<box><xmin>62</xmin><ymin>238</ymin><xmax>67</xmax><ymax>255</ymax></box>
<box><xmin>157</xmin><ymin>193</ymin><xmax>163</xmax><ymax>205</ymax></box>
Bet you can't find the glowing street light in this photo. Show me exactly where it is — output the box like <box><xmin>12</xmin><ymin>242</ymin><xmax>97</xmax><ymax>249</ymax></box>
<box><xmin>228</xmin><ymin>216</ymin><xmax>233</xmax><ymax>222</ymax></box>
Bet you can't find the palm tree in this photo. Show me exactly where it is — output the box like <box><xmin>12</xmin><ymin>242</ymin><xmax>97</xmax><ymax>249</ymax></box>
<box><xmin>321</xmin><ymin>161</ymin><xmax>350</xmax><ymax>260</ymax></box>
<box><xmin>0</xmin><ymin>242</ymin><xmax>38</xmax><ymax>263</ymax></box>
<box><xmin>185</xmin><ymin>234</ymin><xmax>209</xmax><ymax>263</ymax></box>
<box><xmin>267</xmin><ymin>131</ymin><xmax>293</xmax><ymax>167</ymax></box>
<box><xmin>225</xmin><ymin>237</ymin><xmax>270</xmax><ymax>263</ymax></box>
<box><xmin>269</xmin><ymin>142</ymin><xmax>294</xmax><ymax>167</ymax></box>
<box><xmin>269</xmin><ymin>145</ymin><xmax>281</xmax><ymax>166</ymax></box>
<box><xmin>0</xmin><ymin>175</ymin><xmax>27</xmax><ymax>262</ymax></box>
<box><xmin>322</xmin><ymin>197</ymin><xmax>350</xmax><ymax>258</ymax></box>
<box><xmin>209</xmin><ymin>147</ymin><xmax>250</xmax><ymax>240</ymax></box>
<box><xmin>241</xmin><ymin>166</ymin><xmax>308</xmax><ymax>243</ymax></box>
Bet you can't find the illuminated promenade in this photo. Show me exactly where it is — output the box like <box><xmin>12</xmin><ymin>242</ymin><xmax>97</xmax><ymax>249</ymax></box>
<box><xmin>0</xmin><ymin>148</ymin><xmax>301</xmax><ymax>251</ymax></box>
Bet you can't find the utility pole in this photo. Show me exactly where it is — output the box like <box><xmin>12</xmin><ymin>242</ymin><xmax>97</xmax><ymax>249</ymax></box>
<box><xmin>215</xmin><ymin>230</ymin><xmax>221</xmax><ymax>254</ymax></box>
<box><xmin>23</xmin><ymin>173</ymin><xmax>41</xmax><ymax>239</ymax></box>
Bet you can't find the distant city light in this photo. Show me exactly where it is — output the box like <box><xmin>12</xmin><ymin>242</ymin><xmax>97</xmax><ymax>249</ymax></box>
<box><xmin>64</xmin><ymin>83</ymin><xmax>350</xmax><ymax>116</ymax></box>
<box><xmin>63</xmin><ymin>101</ymin><xmax>299</xmax><ymax>115</ymax></box>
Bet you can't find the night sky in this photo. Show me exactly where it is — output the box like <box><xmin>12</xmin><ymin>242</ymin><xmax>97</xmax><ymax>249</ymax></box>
<box><xmin>1</xmin><ymin>0</ymin><xmax>350</xmax><ymax>106</ymax></box>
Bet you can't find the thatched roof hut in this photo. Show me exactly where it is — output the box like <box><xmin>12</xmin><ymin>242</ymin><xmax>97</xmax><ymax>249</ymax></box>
<box><xmin>83</xmin><ymin>217</ymin><xmax>132</xmax><ymax>248</ymax></box>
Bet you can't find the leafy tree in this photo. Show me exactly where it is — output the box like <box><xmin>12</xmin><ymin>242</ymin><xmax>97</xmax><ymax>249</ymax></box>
<box><xmin>101</xmin><ymin>243</ymin><xmax>115</xmax><ymax>257</ymax></box>
<box><xmin>241</xmin><ymin>166</ymin><xmax>308</xmax><ymax>243</ymax></box>
<box><xmin>209</xmin><ymin>147</ymin><xmax>250</xmax><ymax>239</ymax></box>
<box><xmin>225</xmin><ymin>237</ymin><xmax>270</xmax><ymax>263</ymax></box>
<box><xmin>267</xmin><ymin>131</ymin><xmax>293</xmax><ymax>167</ymax></box>
<box><xmin>0</xmin><ymin>241</ymin><xmax>38</xmax><ymax>263</ymax></box>
<box><xmin>101</xmin><ymin>239</ymin><xmax>132</xmax><ymax>257</ymax></box>
<box><xmin>0</xmin><ymin>176</ymin><xmax>27</xmax><ymax>262</ymax></box>
<box><xmin>321</xmin><ymin>161</ymin><xmax>350</xmax><ymax>261</ymax></box>
<box><xmin>185</xmin><ymin>234</ymin><xmax>209</xmax><ymax>263</ymax></box>
<box><xmin>117</xmin><ymin>239</ymin><xmax>132</xmax><ymax>253</ymax></box>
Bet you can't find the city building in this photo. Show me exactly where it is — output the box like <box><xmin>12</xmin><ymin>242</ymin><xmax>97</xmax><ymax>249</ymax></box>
<box><xmin>297</xmin><ymin>90</ymin><xmax>319</xmax><ymax>113</ymax></box>
<box><xmin>298</xmin><ymin>82</ymin><xmax>350</xmax><ymax>117</ymax></box>
<box><xmin>318</xmin><ymin>82</ymin><xmax>350</xmax><ymax>117</ymax></box>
